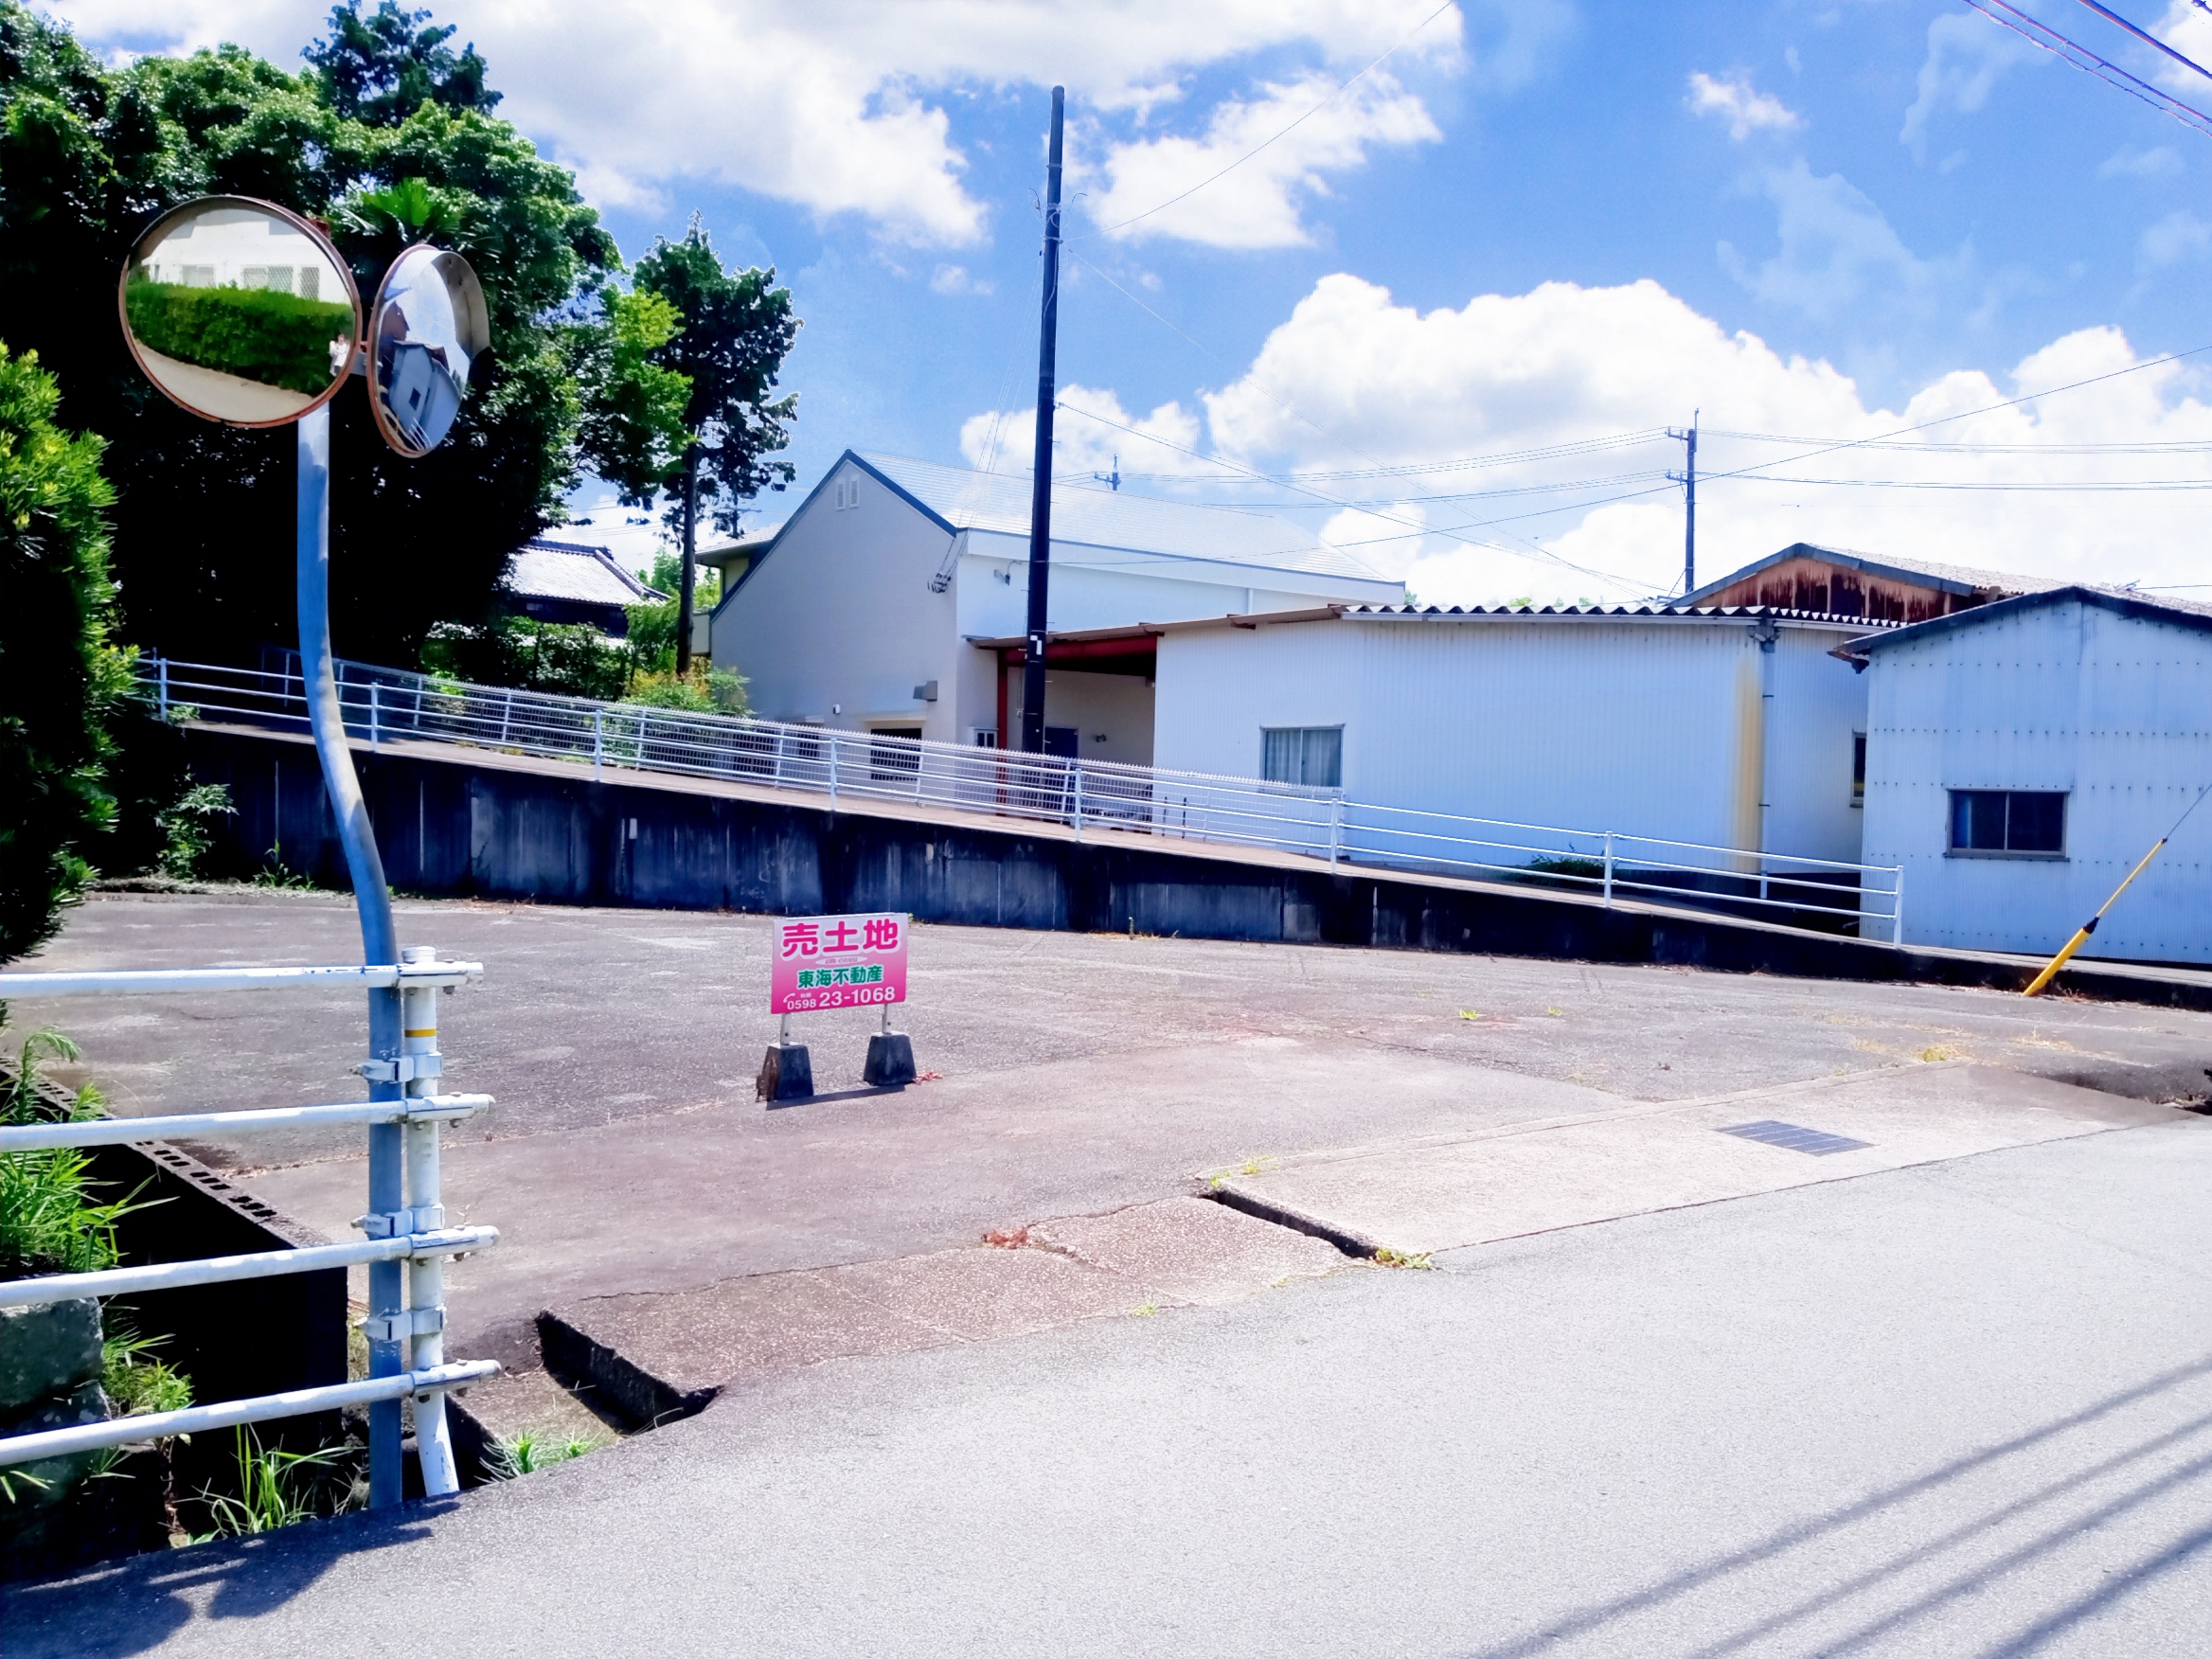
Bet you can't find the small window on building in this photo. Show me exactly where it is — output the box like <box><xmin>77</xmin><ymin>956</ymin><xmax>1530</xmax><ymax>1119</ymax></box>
<box><xmin>1851</xmin><ymin>733</ymin><xmax>1866</xmax><ymax>807</ymax></box>
<box><xmin>869</xmin><ymin>727</ymin><xmax>922</xmax><ymax>782</ymax></box>
<box><xmin>1949</xmin><ymin>790</ymin><xmax>2066</xmax><ymax>856</ymax></box>
<box><xmin>1262</xmin><ymin>726</ymin><xmax>1343</xmax><ymax>789</ymax></box>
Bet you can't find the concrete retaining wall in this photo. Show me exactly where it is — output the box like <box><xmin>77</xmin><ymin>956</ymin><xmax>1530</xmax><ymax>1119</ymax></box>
<box><xmin>175</xmin><ymin>724</ymin><xmax>2212</xmax><ymax>1011</ymax></box>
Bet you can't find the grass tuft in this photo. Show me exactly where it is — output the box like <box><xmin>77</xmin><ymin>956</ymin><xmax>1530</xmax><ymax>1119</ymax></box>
<box><xmin>1371</xmin><ymin>1248</ymin><xmax>1435</xmax><ymax>1270</ymax></box>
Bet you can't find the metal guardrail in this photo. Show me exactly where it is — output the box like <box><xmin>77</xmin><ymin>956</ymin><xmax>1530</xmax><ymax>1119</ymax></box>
<box><xmin>0</xmin><ymin>951</ymin><xmax>496</xmax><ymax>1488</ymax></box>
<box><xmin>136</xmin><ymin>654</ymin><xmax>1904</xmax><ymax>941</ymax></box>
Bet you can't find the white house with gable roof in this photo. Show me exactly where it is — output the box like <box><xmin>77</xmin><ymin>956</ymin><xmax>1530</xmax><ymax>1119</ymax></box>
<box><xmin>703</xmin><ymin>450</ymin><xmax>1401</xmax><ymax>761</ymax></box>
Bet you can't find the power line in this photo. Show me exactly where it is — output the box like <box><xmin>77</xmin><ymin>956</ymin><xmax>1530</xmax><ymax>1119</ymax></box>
<box><xmin>1962</xmin><ymin>0</ymin><xmax>2212</xmax><ymax>140</ymax></box>
<box><xmin>1052</xmin><ymin>397</ymin><xmax>1655</xmax><ymax>591</ymax></box>
<box><xmin>1078</xmin><ymin>0</ymin><xmax>1459</xmax><ymax>241</ymax></box>
<box><xmin>1306</xmin><ymin>342</ymin><xmax>2212</xmax><ymax>548</ymax></box>
<box><xmin>2068</xmin><ymin>0</ymin><xmax>2212</xmax><ymax>85</ymax></box>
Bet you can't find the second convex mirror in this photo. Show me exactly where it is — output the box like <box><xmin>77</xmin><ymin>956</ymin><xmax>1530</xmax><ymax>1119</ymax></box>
<box><xmin>121</xmin><ymin>197</ymin><xmax>360</xmax><ymax>427</ymax></box>
<box><xmin>367</xmin><ymin>242</ymin><xmax>489</xmax><ymax>457</ymax></box>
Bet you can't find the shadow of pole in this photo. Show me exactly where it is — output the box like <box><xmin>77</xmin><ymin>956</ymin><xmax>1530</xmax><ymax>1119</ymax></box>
<box><xmin>1457</xmin><ymin>1352</ymin><xmax>2212</xmax><ymax>1659</ymax></box>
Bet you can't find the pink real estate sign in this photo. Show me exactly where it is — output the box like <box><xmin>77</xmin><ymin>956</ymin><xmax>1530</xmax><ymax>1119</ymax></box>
<box><xmin>770</xmin><ymin>912</ymin><xmax>910</xmax><ymax>1014</ymax></box>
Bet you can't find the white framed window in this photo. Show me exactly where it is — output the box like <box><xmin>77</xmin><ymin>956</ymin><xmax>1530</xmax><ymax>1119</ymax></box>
<box><xmin>1261</xmin><ymin>725</ymin><xmax>1343</xmax><ymax>789</ymax></box>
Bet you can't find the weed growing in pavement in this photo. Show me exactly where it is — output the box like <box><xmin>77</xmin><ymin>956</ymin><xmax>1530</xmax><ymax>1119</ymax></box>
<box><xmin>488</xmin><ymin>1430</ymin><xmax>608</xmax><ymax>1478</ymax></box>
<box><xmin>1917</xmin><ymin>1044</ymin><xmax>1957</xmax><ymax>1062</ymax></box>
<box><xmin>1544</xmin><ymin>1008</ymin><xmax>1564</xmax><ymax>1017</ymax></box>
<box><xmin>1131</xmin><ymin>1302</ymin><xmax>1159</xmax><ymax>1318</ymax></box>
<box><xmin>1458</xmin><ymin>1009</ymin><xmax>1482</xmax><ymax>1021</ymax></box>
<box><xmin>1371</xmin><ymin>1248</ymin><xmax>1434</xmax><ymax>1270</ymax></box>
<box><xmin>252</xmin><ymin>847</ymin><xmax>314</xmax><ymax>890</ymax></box>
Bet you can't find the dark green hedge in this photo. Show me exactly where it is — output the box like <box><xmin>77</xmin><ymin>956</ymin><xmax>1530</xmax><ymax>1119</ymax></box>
<box><xmin>123</xmin><ymin>280</ymin><xmax>353</xmax><ymax>396</ymax></box>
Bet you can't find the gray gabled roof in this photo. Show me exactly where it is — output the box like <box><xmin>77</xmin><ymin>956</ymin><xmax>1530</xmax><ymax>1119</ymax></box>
<box><xmin>1686</xmin><ymin>542</ymin><xmax>2062</xmax><ymax>606</ymax></box>
<box><xmin>1852</xmin><ymin>584</ymin><xmax>2212</xmax><ymax>653</ymax></box>
<box><xmin>853</xmin><ymin>452</ymin><xmax>1391</xmax><ymax>585</ymax></box>
<box><xmin>504</xmin><ymin>539</ymin><xmax>666</xmax><ymax>608</ymax></box>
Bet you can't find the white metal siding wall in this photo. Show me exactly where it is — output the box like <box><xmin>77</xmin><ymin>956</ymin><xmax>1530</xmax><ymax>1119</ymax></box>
<box><xmin>1864</xmin><ymin>599</ymin><xmax>2212</xmax><ymax>962</ymax></box>
<box><xmin>1154</xmin><ymin>617</ymin><xmax>1868</xmax><ymax>857</ymax></box>
<box><xmin>710</xmin><ymin>460</ymin><xmax>962</xmax><ymax>740</ymax></box>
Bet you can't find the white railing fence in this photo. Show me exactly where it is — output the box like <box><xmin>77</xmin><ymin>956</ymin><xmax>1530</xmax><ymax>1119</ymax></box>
<box><xmin>0</xmin><ymin>952</ymin><xmax>498</xmax><ymax>1493</ymax></box>
<box><xmin>137</xmin><ymin>654</ymin><xmax>1903</xmax><ymax>942</ymax></box>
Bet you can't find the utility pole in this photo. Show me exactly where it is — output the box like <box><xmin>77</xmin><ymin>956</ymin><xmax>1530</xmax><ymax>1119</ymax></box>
<box><xmin>675</xmin><ymin>441</ymin><xmax>700</xmax><ymax>675</ymax></box>
<box><xmin>1668</xmin><ymin>411</ymin><xmax>1698</xmax><ymax>601</ymax></box>
<box><xmin>1021</xmin><ymin>85</ymin><xmax>1065</xmax><ymax>755</ymax></box>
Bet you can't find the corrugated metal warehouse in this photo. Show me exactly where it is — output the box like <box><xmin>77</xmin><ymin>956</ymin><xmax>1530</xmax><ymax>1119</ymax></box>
<box><xmin>1855</xmin><ymin>586</ymin><xmax>2212</xmax><ymax>965</ymax></box>
<box><xmin>1151</xmin><ymin>603</ymin><xmax>1882</xmax><ymax>866</ymax></box>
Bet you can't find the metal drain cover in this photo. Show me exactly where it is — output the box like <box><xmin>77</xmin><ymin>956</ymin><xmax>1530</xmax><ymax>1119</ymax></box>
<box><xmin>1719</xmin><ymin>1119</ymin><xmax>1871</xmax><ymax>1156</ymax></box>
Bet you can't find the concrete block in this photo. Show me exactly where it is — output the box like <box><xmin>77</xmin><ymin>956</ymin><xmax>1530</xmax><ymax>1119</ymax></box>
<box><xmin>757</xmin><ymin>1043</ymin><xmax>812</xmax><ymax>1102</ymax></box>
<box><xmin>863</xmin><ymin>1031</ymin><xmax>917</xmax><ymax>1090</ymax></box>
<box><xmin>0</xmin><ymin>1299</ymin><xmax>103</xmax><ymax>1416</ymax></box>
<box><xmin>0</xmin><ymin>1381</ymin><xmax>111</xmax><ymax>1519</ymax></box>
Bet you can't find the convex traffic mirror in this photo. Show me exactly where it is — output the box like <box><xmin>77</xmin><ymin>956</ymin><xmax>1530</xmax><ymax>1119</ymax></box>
<box><xmin>366</xmin><ymin>242</ymin><xmax>489</xmax><ymax>457</ymax></box>
<box><xmin>120</xmin><ymin>197</ymin><xmax>361</xmax><ymax>427</ymax></box>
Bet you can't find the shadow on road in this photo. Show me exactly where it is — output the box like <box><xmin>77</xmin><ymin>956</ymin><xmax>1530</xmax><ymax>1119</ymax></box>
<box><xmin>0</xmin><ymin>1502</ymin><xmax>450</xmax><ymax>1657</ymax></box>
<box><xmin>1460</xmin><ymin>1354</ymin><xmax>2212</xmax><ymax>1659</ymax></box>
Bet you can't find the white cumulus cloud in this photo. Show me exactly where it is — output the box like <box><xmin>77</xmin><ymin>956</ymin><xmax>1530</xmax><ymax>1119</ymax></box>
<box><xmin>963</xmin><ymin>274</ymin><xmax>2212</xmax><ymax>608</ymax></box>
<box><xmin>46</xmin><ymin>0</ymin><xmax>1471</xmax><ymax>247</ymax></box>
<box><xmin>1900</xmin><ymin>9</ymin><xmax>2043</xmax><ymax>162</ymax></box>
<box><xmin>1686</xmin><ymin>71</ymin><xmax>1802</xmax><ymax>141</ymax></box>
<box><xmin>958</xmin><ymin>383</ymin><xmax>1207</xmax><ymax>481</ymax></box>
<box><xmin>1081</xmin><ymin>70</ymin><xmax>1441</xmax><ymax>248</ymax></box>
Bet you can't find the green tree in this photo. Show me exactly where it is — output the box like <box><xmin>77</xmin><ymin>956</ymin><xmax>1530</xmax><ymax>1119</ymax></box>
<box><xmin>569</xmin><ymin>288</ymin><xmax>692</xmax><ymax>508</ymax></box>
<box><xmin>632</xmin><ymin>221</ymin><xmax>798</xmax><ymax>668</ymax></box>
<box><xmin>0</xmin><ymin>1</ymin><xmax>619</xmax><ymax>669</ymax></box>
<box><xmin>0</xmin><ymin>345</ymin><xmax>122</xmax><ymax>963</ymax></box>
<box><xmin>304</xmin><ymin>0</ymin><xmax>498</xmax><ymax>126</ymax></box>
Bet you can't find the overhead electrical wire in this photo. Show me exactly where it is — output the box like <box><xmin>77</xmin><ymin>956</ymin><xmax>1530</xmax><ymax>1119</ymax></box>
<box><xmin>2067</xmin><ymin>0</ymin><xmax>2212</xmax><ymax>84</ymax></box>
<box><xmin>1296</xmin><ymin>342</ymin><xmax>2212</xmax><ymax>551</ymax></box>
<box><xmin>1961</xmin><ymin>0</ymin><xmax>2212</xmax><ymax>139</ymax></box>
<box><xmin>1052</xmin><ymin>397</ymin><xmax>1653</xmax><ymax>591</ymax></box>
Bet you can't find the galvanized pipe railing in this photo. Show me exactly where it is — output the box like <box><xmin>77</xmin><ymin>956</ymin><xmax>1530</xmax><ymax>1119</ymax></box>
<box><xmin>0</xmin><ymin>949</ymin><xmax>496</xmax><ymax>1494</ymax></box>
<box><xmin>136</xmin><ymin>654</ymin><xmax>1906</xmax><ymax>940</ymax></box>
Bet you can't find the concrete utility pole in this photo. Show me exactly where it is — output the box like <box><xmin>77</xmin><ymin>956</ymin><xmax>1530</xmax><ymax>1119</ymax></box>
<box><xmin>675</xmin><ymin>442</ymin><xmax>699</xmax><ymax>676</ymax></box>
<box><xmin>1021</xmin><ymin>86</ymin><xmax>1065</xmax><ymax>755</ymax></box>
<box><xmin>1668</xmin><ymin>411</ymin><xmax>1699</xmax><ymax>600</ymax></box>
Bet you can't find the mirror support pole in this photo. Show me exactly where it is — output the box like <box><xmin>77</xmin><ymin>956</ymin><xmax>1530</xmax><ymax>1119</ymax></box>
<box><xmin>296</xmin><ymin>404</ymin><xmax>406</xmax><ymax>1507</ymax></box>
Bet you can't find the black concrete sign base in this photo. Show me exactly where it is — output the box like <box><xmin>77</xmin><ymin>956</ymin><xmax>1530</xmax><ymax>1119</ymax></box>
<box><xmin>864</xmin><ymin>1031</ymin><xmax>918</xmax><ymax>1090</ymax></box>
<box><xmin>758</xmin><ymin>1043</ymin><xmax>813</xmax><ymax>1102</ymax></box>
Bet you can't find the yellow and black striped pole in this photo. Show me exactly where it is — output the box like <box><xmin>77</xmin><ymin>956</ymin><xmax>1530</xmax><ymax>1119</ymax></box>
<box><xmin>2024</xmin><ymin>781</ymin><xmax>2212</xmax><ymax>997</ymax></box>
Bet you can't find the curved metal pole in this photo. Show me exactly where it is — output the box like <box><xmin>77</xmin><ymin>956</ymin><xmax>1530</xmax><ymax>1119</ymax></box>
<box><xmin>297</xmin><ymin>404</ymin><xmax>407</xmax><ymax>1508</ymax></box>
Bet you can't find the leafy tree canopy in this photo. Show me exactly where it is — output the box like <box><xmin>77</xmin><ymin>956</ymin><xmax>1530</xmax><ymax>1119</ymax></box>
<box><xmin>0</xmin><ymin>0</ymin><xmax>626</xmax><ymax>668</ymax></box>
<box><xmin>304</xmin><ymin>1</ymin><xmax>498</xmax><ymax>127</ymax></box>
<box><xmin>0</xmin><ymin>344</ymin><xmax>122</xmax><ymax>963</ymax></box>
<box><xmin>632</xmin><ymin>220</ymin><xmax>800</xmax><ymax>537</ymax></box>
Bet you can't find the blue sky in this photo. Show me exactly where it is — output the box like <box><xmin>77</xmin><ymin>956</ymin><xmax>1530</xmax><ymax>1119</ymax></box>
<box><xmin>55</xmin><ymin>0</ymin><xmax>2212</xmax><ymax>599</ymax></box>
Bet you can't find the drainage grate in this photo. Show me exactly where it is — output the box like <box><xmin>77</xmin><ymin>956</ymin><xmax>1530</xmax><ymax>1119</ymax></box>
<box><xmin>1719</xmin><ymin>1119</ymin><xmax>1871</xmax><ymax>1156</ymax></box>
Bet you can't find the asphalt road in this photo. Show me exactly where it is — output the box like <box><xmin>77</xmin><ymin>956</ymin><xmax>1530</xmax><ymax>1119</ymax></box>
<box><xmin>10</xmin><ymin>1118</ymin><xmax>2211</xmax><ymax>1657</ymax></box>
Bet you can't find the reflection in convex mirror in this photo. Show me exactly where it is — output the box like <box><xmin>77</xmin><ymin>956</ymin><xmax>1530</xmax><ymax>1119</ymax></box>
<box><xmin>368</xmin><ymin>243</ymin><xmax>489</xmax><ymax>457</ymax></box>
<box><xmin>120</xmin><ymin>197</ymin><xmax>359</xmax><ymax>426</ymax></box>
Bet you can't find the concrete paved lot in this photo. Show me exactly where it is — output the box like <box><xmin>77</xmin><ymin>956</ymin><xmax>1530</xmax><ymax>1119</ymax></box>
<box><xmin>11</xmin><ymin>890</ymin><xmax>2212</xmax><ymax>1372</ymax></box>
<box><xmin>10</xmin><ymin>1120</ymin><xmax>2212</xmax><ymax>1657</ymax></box>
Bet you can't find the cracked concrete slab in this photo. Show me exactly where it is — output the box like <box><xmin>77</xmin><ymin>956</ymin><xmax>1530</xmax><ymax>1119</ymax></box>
<box><xmin>1212</xmin><ymin>1062</ymin><xmax>2196</xmax><ymax>1256</ymax></box>
<box><xmin>1029</xmin><ymin>1197</ymin><xmax>1344</xmax><ymax>1306</ymax></box>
